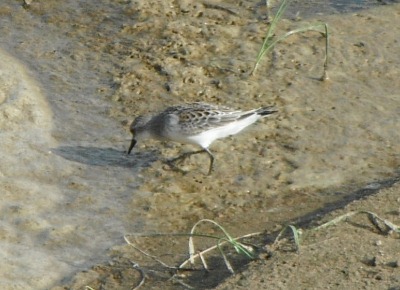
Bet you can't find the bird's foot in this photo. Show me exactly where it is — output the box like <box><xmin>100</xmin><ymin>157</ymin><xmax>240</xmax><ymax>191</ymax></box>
<box><xmin>164</xmin><ymin>157</ymin><xmax>189</xmax><ymax>174</ymax></box>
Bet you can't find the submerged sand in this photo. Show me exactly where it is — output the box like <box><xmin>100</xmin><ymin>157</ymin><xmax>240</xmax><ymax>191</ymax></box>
<box><xmin>0</xmin><ymin>0</ymin><xmax>399</xmax><ymax>289</ymax></box>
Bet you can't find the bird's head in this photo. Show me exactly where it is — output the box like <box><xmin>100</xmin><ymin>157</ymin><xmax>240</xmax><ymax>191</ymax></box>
<box><xmin>127</xmin><ymin>115</ymin><xmax>152</xmax><ymax>154</ymax></box>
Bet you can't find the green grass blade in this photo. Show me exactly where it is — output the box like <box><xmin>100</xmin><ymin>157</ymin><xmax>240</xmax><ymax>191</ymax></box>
<box><xmin>188</xmin><ymin>219</ymin><xmax>256</xmax><ymax>262</ymax></box>
<box><xmin>312</xmin><ymin>212</ymin><xmax>357</xmax><ymax>231</ymax></box>
<box><xmin>288</xmin><ymin>225</ymin><xmax>301</xmax><ymax>252</ymax></box>
<box><xmin>262</xmin><ymin>0</ymin><xmax>290</xmax><ymax>48</ymax></box>
<box><xmin>217</xmin><ymin>238</ymin><xmax>235</xmax><ymax>273</ymax></box>
<box><xmin>274</xmin><ymin>224</ymin><xmax>302</xmax><ymax>252</ymax></box>
<box><xmin>253</xmin><ymin>0</ymin><xmax>291</xmax><ymax>74</ymax></box>
<box><xmin>252</xmin><ymin>0</ymin><xmax>329</xmax><ymax>79</ymax></box>
<box><xmin>189</xmin><ymin>219</ymin><xmax>235</xmax><ymax>264</ymax></box>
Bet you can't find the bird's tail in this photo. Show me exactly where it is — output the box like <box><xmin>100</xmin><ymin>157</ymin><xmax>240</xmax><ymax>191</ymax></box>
<box><xmin>256</xmin><ymin>106</ymin><xmax>278</xmax><ymax>116</ymax></box>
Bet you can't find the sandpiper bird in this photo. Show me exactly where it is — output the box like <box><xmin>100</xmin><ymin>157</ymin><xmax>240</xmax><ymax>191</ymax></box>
<box><xmin>128</xmin><ymin>102</ymin><xmax>277</xmax><ymax>174</ymax></box>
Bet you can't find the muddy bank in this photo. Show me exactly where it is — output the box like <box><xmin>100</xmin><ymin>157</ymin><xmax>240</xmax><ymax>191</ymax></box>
<box><xmin>58</xmin><ymin>2</ymin><xmax>399</xmax><ymax>289</ymax></box>
<box><xmin>53</xmin><ymin>180</ymin><xmax>400</xmax><ymax>289</ymax></box>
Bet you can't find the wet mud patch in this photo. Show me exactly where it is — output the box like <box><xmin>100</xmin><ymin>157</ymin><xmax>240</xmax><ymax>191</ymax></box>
<box><xmin>54</xmin><ymin>179</ymin><xmax>400</xmax><ymax>290</ymax></box>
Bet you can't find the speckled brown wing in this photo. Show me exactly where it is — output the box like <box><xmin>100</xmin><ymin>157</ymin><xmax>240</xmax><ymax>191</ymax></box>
<box><xmin>173</xmin><ymin>104</ymin><xmax>245</xmax><ymax>136</ymax></box>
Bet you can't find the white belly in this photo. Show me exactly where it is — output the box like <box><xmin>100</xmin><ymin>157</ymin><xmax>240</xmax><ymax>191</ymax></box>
<box><xmin>187</xmin><ymin>114</ymin><xmax>261</xmax><ymax>148</ymax></box>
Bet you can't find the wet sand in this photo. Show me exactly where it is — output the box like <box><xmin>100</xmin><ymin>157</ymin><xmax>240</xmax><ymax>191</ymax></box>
<box><xmin>0</xmin><ymin>0</ymin><xmax>399</xmax><ymax>289</ymax></box>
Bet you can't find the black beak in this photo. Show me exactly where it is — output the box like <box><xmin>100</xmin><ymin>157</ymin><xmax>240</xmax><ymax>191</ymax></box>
<box><xmin>127</xmin><ymin>138</ymin><xmax>137</xmax><ymax>154</ymax></box>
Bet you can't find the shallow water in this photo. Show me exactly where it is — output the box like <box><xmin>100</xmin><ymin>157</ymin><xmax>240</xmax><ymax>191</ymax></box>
<box><xmin>0</xmin><ymin>0</ymin><xmax>399</xmax><ymax>288</ymax></box>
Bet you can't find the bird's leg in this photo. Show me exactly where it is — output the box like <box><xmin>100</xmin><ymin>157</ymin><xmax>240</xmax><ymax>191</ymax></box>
<box><xmin>166</xmin><ymin>149</ymin><xmax>214</xmax><ymax>175</ymax></box>
<box><xmin>204</xmin><ymin>148</ymin><xmax>215</xmax><ymax>175</ymax></box>
<box><xmin>168</xmin><ymin>149</ymin><xmax>206</xmax><ymax>165</ymax></box>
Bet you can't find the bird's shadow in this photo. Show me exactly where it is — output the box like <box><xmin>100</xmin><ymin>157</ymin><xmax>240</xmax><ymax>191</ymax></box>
<box><xmin>52</xmin><ymin>145</ymin><xmax>160</xmax><ymax>169</ymax></box>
